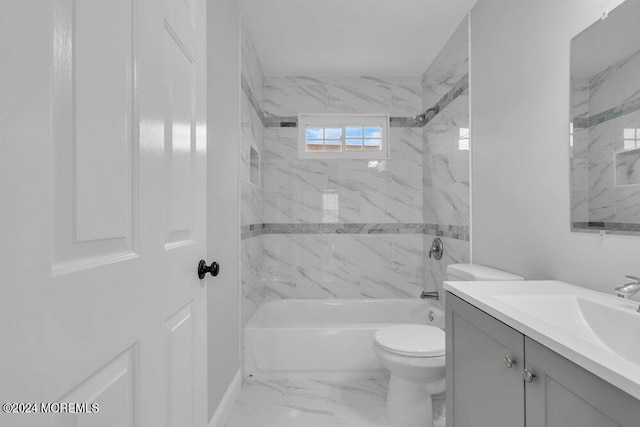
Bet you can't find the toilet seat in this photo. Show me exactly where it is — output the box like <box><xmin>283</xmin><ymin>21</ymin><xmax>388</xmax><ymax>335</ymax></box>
<box><xmin>375</xmin><ymin>324</ymin><xmax>445</xmax><ymax>358</ymax></box>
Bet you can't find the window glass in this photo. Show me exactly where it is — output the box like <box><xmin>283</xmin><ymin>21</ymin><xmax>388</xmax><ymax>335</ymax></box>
<box><xmin>299</xmin><ymin>115</ymin><xmax>388</xmax><ymax>159</ymax></box>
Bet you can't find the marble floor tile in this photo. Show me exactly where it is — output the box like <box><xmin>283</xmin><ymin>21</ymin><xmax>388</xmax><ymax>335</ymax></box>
<box><xmin>225</xmin><ymin>377</ymin><xmax>446</xmax><ymax>427</ymax></box>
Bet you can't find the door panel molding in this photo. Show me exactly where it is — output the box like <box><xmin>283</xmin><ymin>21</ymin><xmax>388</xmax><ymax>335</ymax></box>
<box><xmin>163</xmin><ymin>14</ymin><xmax>196</xmax><ymax>249</ymax></box>
<box><xmin>52</xmin><ymin>0</ymin><xmax>139</xmax><ymax>276</ymax></box>
<box><xmin>56</xmin><ymin>346</ymin><xmax>138</xmax><ymax>427</ymax></box>
<box><xmin>166</xmin><ymin>302</ymin><xmax>196</xmax><ymax>427</ymax></box>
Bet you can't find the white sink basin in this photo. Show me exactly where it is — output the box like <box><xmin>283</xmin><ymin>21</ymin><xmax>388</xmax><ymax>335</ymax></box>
<box><xmin>443</xmin><ymin>279</ymin><xmax>640</xmax><ymax>400</ymax></box>
<box><xmin>495</xmin><ymin>293</ymin><xmax>640</xmax><ymax>365</ymax></box>
<box><xmin>576</xmin><ymin>297</ymin><xmax>640</xmax><ymax>365</ymax></box>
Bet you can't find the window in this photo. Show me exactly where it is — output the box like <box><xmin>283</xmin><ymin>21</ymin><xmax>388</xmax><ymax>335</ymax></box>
<box><xmin>458</xmin><ymin>127</ymin><xmax>470</xmax><ymax>151</ymax></box>
<box><xmin>298</xmin><ymin>114</ymin><xmax>389</xmax><ymax>159</ymax></box>
<box><xmin>624</xmin><ymin>128</ymin><xmax>640</xmax><ymax>150</ymax></box>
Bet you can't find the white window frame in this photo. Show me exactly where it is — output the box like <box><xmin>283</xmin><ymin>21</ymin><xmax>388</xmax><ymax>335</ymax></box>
<box><xmin>298</xmin><ymin>114</ymin><xmax>389</xmax><ymax>160</ymax></box>
<box><xmin>458</xmin><ymin>127</ymin><xmax>470</xmax><ymax>151</ymax></box>
<box><xmin>624</xmin><ymin>128</ymin><xmax>640</xmax><ymax>150</ymax></box>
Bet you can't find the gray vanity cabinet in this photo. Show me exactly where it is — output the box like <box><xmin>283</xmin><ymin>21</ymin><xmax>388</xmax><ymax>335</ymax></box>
<box><xmin>446</xmin><ymin>293</ymin><xmax>524</xmax><ymax>427</ymax></box>
<box><xmin>446</xmin><ymin>293</ymin><xmax>640</xmax><ymax>427</ymax></box>
<box><xmin>525</xmin><ymin>337</ymin><xmax>640</xmax><ymax>427</ymax></box>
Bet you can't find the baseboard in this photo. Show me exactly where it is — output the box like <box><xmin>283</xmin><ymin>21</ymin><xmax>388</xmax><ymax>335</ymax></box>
<box><xmin>208</xmin><ymin>370</ymin><xmax>242</xmax><ymax>427</ymax></box>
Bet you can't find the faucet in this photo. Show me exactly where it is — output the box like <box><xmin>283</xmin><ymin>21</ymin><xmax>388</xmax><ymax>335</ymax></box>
<box><xmin>420</xmin><ymin>291</ymin><xmax>440</xmax><ymax>300</ymax></box>
<box><xmin>614</xmin><ymin>276</ymin><xmax>640</xmax><ymax>313</ymax></box>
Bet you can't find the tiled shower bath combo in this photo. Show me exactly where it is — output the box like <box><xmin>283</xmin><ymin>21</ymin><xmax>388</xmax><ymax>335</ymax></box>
<box><xmin>232</xmin><ymin>16</ymin><xmax>470</xmax><ymax>426</ymax></box>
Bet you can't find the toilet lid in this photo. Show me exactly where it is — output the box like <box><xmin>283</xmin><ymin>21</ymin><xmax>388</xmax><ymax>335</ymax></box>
<box><xmin>375</xmin><ymin>324</ymin><xmax>445</xmax><ymax>358</ymax></box>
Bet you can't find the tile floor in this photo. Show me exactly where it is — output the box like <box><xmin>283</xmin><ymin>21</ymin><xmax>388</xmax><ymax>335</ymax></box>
<box><xmin>225</xmin><ymin>377</ymin><xmax>446</xmax><ymax>427</ymax></box>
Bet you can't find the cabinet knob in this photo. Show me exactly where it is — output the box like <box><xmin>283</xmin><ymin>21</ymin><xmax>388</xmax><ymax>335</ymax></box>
<box><xmin>504</xmin><ymin>355</ymin><xmax>515</xmax><ymax>368</ymax></box>
<box><xmin>522</xmin><ymin>368</ymin><xmax>536</xmax><ymax>383</ymax></box>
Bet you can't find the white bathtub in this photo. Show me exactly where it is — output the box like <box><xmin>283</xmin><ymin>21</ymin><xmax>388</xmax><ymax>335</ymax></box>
<box><xmin>244</xmin><ymin>298</ymin><xmax>444</xmax><ymax>379</ymax></box>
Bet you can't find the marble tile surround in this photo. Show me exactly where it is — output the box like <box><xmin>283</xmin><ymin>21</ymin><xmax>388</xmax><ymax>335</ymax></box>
<box><xmin>241</xmin><ymin>74</ymin><xmax>425</xmax><ymax>128</ymax></box>
<box><xmin>241</xmin><ymin>225</ymin><xmax>468</xmax><ymax>308</ymax></box>
<box><xmin>423</xmin><ymin>94</ymin><xmax>470</xmax><ymax>227</ymax></box>
<box><xmin>262</xmin><ymin>126</ymin><xmax>424</xmax><ymax>224</ymax></box>
<box><xmin>264</xmin><ymin>76</ymin><xmax>422</xmax><ymax>118</ymax></box>
<box><xmin>262</xmin><ymin>233</ymin><xmax>468</xmax><ymax>301</ymax></box>
<box><xmin>225</xmin><ymin>378</ymin><xmax>446</xmax><ymax>427</ymax></box>
<box><xmin>261</xmin><ymin>233</ymin><xmax>425</xmax><ymax>300</ymax></box>
<box><xmin>255</xmin><ymin>76</ymin><xmax>433</xmax><ymax>305</ymax></box>
<box><xmin>421</xmin><ymin>16</ymin><xmax>471</xmax><ymax>295</ymax></box>
<box><xmin>422</xmin><ymin>17</ymin><xmax>469</xmax><ymax>111</ymax></box>
<box><xmin>239</xmin><ymin>15</ymin><xmax>472</xmax><ymax>334</ymax></box>
<box><xmin>240</xmin><ymin>27</ymin><xmax>267</xmax><ymax>339</ymax></box>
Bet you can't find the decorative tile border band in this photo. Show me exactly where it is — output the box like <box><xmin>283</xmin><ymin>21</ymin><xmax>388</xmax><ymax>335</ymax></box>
<box><xmin>423</xmin><ymin>223</ymin><xmax>470</xmax><ymax>241</ymax></box>
<box><xmin>241</xmin><ymin>223</ymin><xmax>470</xmax><ymax>241</ymax></box>
<box><xmin>240</xmin><ymin>74</ymin><xmax>469</xmax><ymax>130</ymax></box>
<box><xmin>573</xmin><ymin>97</ymin><xmax>640</xmax><ymax>129</ymax></box>
<box><xmin>573</xmin><ymin>221</ymin><xmax>640</xmax><ymax>233</ymax></box>
<box><xmin>261</xmin><ymin>116</ymin><xmax>425</xmax><ymax>128</ymax></box>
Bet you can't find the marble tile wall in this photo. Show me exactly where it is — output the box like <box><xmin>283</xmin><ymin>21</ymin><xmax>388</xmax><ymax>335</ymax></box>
<box><xmin>264</xmin><ymin>76</ymin><xmax>422</xmax><ymax>117</ymax></box>
<box><xmin>422</xmin><ymin>16</ymin><xmax>471</xmax><ymax>298</ymax></box>
<box><xmin>260</xmin><ymin>75</ymin><xmax>427</xmax><ymax>300</ymax></box>
<box><xmin>240</xmin><ymin>15</ymin><xmax>473</xmax><ymax>322</ymax></box>
<box><xmin>421</xmin><ymin>17</ymin><xmax>469</xmax><ymax>111</ymax></box>
<box><xmin>240</xmin><ymin>28</ymin><xmax>266</xmax><ymax>329</ymax></box>
<box><xmin>262</xmin><ymin>128</ymin><xmax>423</xmax><ymax>224</ymax></box>
<box><xmin>571</xmin><ymin>48</ymin><xmax>640</xmax><ymax>229</ymax></box>
<box><xmin>261</xmin><ymin>233</ymin><xmax>425</xmax><ymax>300</ymax></box>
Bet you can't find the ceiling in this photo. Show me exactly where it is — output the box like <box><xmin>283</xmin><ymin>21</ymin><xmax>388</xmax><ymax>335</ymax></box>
<box><xmin>237</xmin><ymin>0</ymin><xmax>477</xmax><ymax>77</ymax></box>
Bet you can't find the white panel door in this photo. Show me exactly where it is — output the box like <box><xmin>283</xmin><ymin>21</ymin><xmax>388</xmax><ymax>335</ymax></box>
<box><xmin>0</xmin><ymin>0</ymin><xmax>208</xmax><ymax>426</ymax></box>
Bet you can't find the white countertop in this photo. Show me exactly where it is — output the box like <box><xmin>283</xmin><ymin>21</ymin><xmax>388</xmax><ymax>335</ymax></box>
<box><xmin>444</xmin><ymin>280</ymin><xmax>640</xmax><ymax>400</ymax></box>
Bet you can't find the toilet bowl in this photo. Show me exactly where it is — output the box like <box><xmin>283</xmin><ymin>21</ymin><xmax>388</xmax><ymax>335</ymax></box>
<box><xmin>374</xmin><ymin>324</ymin><xmax>445</xmax><ymax>427</ymax></box>
<box><xmin>374</xmin><ymin>264</ymin><xmax>524</xmax><ymax>427</ymax></box>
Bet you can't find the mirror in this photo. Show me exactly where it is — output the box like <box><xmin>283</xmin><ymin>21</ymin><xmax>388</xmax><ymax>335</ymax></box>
<box><xmin>570</xmin><ymin>0</ymin><xmax>640</xmax><ymax>234</ymax></box>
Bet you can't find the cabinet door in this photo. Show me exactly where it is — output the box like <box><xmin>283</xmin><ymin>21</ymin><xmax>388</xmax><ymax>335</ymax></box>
<box><xmin>525</xmin><ymin>337</ymin><xmax>640</xmax><ymax>427</ymax></box>
<box><xmin>447</xmin><ymin>293</ymin><xmax>525</xmax><ymax>427</ymax></box>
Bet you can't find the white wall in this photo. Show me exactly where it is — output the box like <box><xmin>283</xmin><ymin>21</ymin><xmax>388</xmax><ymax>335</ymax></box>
<box><xmin>470</xmin><ymin>0</ymin><xmax>640</xmax><ymax>294</ymax></box>
<box><xmin>207</xmin><ymin>0</ymin><xmax>241</xmax><ymax>419</ymax></box>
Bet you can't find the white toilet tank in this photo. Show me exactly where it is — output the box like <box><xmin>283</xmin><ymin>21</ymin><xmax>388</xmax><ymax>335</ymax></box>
<box><xmin>446</xmin><ymin>263</ymin><xmax>524</xmax><ymax>281</ymax></box>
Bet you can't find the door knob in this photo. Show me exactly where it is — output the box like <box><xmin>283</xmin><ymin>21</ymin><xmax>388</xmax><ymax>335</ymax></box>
<box><xmin>198</xmin><ymin>260</ymin><xmax>220</xmax><ymax>279</ymax></box>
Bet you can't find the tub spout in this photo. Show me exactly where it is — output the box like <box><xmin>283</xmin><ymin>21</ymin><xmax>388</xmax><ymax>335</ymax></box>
<box><xmin>420</xmin><ymin>291</ymin><xmax>440</xmax><ymax>300</ymax></box>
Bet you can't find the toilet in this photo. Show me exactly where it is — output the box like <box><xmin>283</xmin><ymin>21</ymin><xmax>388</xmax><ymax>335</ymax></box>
<box><xmin>374</xmin><ymin>263</ymin><xmax>524</xmax><ymax>427</ymax></box>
